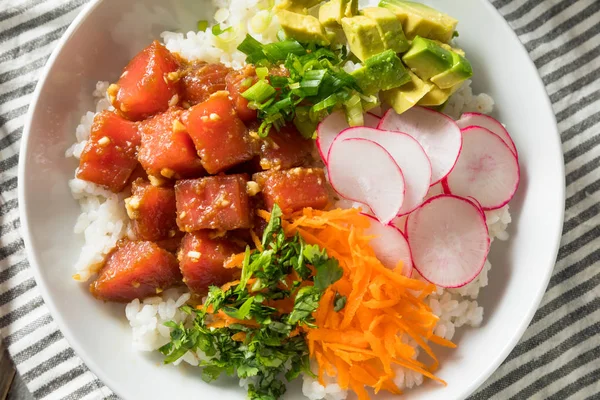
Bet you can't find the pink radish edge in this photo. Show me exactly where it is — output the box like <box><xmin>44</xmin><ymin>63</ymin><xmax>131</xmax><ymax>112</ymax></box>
<box><xmin>378</xmin><ymin>107</ymin><xmax>463</xmax><ymax>186</ymax></box>
<box><xmin>458</xmin><ymin>112</ymin><xmax>518</xmax><ymax>158</ymax></box>
<box><xmin>330</xmin><ymin>126</ymin><xmax>432</xmax><ymax>216</ymax></box>
<box><xmin>361</xmin><ymin>213</ymin><xmax>414</xmax><ymax>277</ymax></box>
<box><xmin>405</xmin><ymin>194</ymin><xmax>490</xmax><ymax>288</ymax></box>
<box><xmin>327</xmin><ymin>137</ymin><xmax>406</xmax><ymax>224</ymax></box>
<box><xmin>445</xmin><ymin>126</ymin><xmax>520</xmax><ymax>211</ymax></box>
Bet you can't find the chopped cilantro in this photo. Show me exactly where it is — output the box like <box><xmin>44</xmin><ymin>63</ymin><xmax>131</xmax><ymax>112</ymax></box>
<box><xmin>159</xmin><ymin>204</ymin><xmax>342</xmax><ymax>399</ymax></box>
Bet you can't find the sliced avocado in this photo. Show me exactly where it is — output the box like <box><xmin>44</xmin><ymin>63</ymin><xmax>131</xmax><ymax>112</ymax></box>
<box><xmin>361</xmin><ymin>7</ymin><xmax>409</xmax><ymax>53</ymax></box>
<box><xmin>319</xmin><ymin>0</ymin><xmax>358</xmax><ymax>28</ymax></box>
<box><xmin>277</xmin><ymin>10</ymin><xmax>330</xmax><ymax>45</ymax></box>
<box><xmin>341</xmin><ymin>16</ymin><xmax>386</xmax><ymax>61</ymax></box>
<box><xmin>351</xmin><ymin>50</ymin><xmax>410</xmax><ymax>94</ymax></box>
<box><xmin>379</xmin><ymin>0</ymin><xmax>458</xmax><ymax>43</ymax></box>
<box><xmin>276</xmin><ymin>0</ymin><xmax>322</xmax><ymax>13</ymax></box>
<box><xmin>381</xmin><ymin>70</ymin><xmax>433</xmax><ymax>114</ymax></box>
<box><xmin>418</xmin><ymin>82</ymin><xmax>461</xmax><ymax>106</ymax></box>
<box><xmin>402</xmin><ymin>36</ymin><xmax>453</xmax><ymax>80</ymax></box>
<box><xmin>431</xmin><ymin>51</ymin><xmax>472</xmax><ymax>89</ymax></box>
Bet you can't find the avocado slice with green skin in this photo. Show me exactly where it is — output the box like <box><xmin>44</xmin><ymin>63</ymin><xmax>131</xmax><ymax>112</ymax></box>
<box><xmin>319</xmin><ymin>0</ymin><xmax>358</xmax><ymax>28</ymax></box>
<box><xmin>402</xmin><ymin>35</ymin><xmax>453</xmax><ymax>80</ymax></box>
<box><xmin>341</xmin><ymin>16</ymin><xmax>386</xmax><ymax>62</ymax></box>
<box><xmin>431</xmin><ymin>51</ymin><xmax>473</xmax><ymax>89</ymax></box>
<box><xmin>278</xmin><ymin>10</ymin><xmax>330</xmax><ymax>45</ymax></box>
<box><xmin>379</xmin><ymin>0</ymin><xmax>458</xmax><ymax>43</ymax></box>
<box><xmin>361</xmin><ymin>7</ymin><xmax>409</xmax><ymax>54</ymax></box>
<box><xmin>351</xmin><ymin>50</ymin><xmax>411</xmax><ymax>94</ymax></box>
<box><xmin>418</xmin><ymin>82</ymin><xmax>461</xmax><ymax>106</ymax></box>
<box><xmin>381</xmin><ymin>70</ymin><xmax>433</xmax><ymax>114</ymax></box>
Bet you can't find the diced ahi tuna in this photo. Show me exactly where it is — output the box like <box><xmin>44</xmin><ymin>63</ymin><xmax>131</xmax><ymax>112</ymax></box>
<box><xmin>77</xmin><ymin>111</ymin><xmax>141</xmax><ymax>192</ymax></box>
<box><xmin>225</xmin><ymin>65</ymin><xmax>257</xmax><ymax>122</ymax></box>
<box><xmin>184</xmin><ymin>92</ymin><xmax>255</xmax><ymax>174</ymax></box>
<box><xmin>175</xmin><ymin>174</ymin><xmax>252</xmax><ymax>231</ymax></box>
<box><xmin>110</xmin><ymin>41</ymin><xmax>180</xmax><ymax>121</ymax></box>
<box><xmin>254</xmin><ymin>168</ymin><xmax>330</xmax><ymax>213</ymax></box>
<box><xmin>156</xmin><ymin>237</ymin><xmax>183</xmax><ymax>253</ymax></box>
<box><xmin>138</xmin><ymin>107</ymin><xmax>205</xmax><ymax>179</ymax></box>
<box><xmin>257</xmin><ymin>124</ymin><xmax>313</xmax><ymax>170</ymax></box>
<box><xmin>126</xmin><ymin>178</ymin><xmax>178</xmax><ymax>241</ymax></box>
<box><xmin>90</xmin><ymin>241</ymin><xmax>182</xmax><ymax>302</ymax></box>
<box><xmin>180</xmin><ymin>62</ymin><xmax>231</xmax><ymax>105</ymax></box>
<box><xmin>179</xmin><ymin>231</ymin><xmax>242</xmax><ymax>294</ymax></box>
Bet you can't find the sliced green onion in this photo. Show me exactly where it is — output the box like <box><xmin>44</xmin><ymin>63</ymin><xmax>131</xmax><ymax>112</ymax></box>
<box><xmin>300</xmin><ymin>69</ymin><xmax>326</xmax><ymax>97</ymax></box>
<box><xmin>288</xmin><ymin>82</ymin><xmax>300</xmax><ymax>90</ymax></box>
<box><xmin>312</xmin><ymin>93</ymin><xmax>340</xmax><ymax>113</ymax></box>
<box><xmin>344</xmin><ymin>92</ymin><xmax>364</xmax><ymax>127</ymax></box>
<box><xmin>211</xmin><ymin>24</ymin><xmax>233</xmax><ymax>36</ymax></box>
<box><xmin>256</xmin><ymin>67</ymin><xmax>269</xmax><ymax>80</ymax></box>
<box><xmin>197</xmin><ymin>20</ymin><xmax>208</xmax><ymax>31</ymax></box>
<box><xmin>263</xmin><ymin>40</ymin><xmax>306</xmax><ymax>62</ymax></box>
<box><xmin>237</xmin><ymin>35</ymin><xmax>265</xmax><ymax>63</ymax></box>
<box><xmin>241</xmin><ymin>77</ymin><xmax>254</xmax><ymax>88</ymax></box>
<box><xmin>269</xmin><ymin>75</ymin><xmax>289</xmax><ymax>89</ymax></box>
<box><xmin>241</xmin><ymin>80</ymin><xmax>276</xmax><ymax>103</ymax></box>
<box><xmin>276</xmin><ymin>29</ymin><xmax>287</xmax><ymax>42</ymax></box>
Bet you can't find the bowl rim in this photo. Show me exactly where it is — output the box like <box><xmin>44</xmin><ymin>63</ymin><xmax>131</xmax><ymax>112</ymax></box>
<box><xmin>17</xmin><ymin>0</ymin><xmax>566</xmax><ymax>399</ymax></box>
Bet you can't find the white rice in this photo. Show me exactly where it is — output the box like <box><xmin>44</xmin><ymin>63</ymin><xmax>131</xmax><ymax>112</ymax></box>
<box><xmin>65</xmin><ymin>1</ymin><xmax>511</xmax><ymax>397</ymax></box>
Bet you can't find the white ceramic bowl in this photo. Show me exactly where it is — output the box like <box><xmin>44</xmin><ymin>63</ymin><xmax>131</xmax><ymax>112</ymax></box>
<box><xmin>18</xmin><ymin>0</ymin><xmax>565</xmax><ymax>399</ymax></box>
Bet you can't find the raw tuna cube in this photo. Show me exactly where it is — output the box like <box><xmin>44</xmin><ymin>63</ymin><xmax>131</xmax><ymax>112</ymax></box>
<box><xmin>180</xmin><ymin>62</ymin><xmax>231</xmax><ymax>105</ymax></box>
<box><xmin>257</xmin><ymin>124</ymin><xmax>313</xmax><ymax>170</ymax></box>
<box><xmin>127</xmin><ymin>178</ymin><xmax>178</xmax><ymax>241</ymax></box>
<box><xmin>254</xmin><ymin>168</ymin><xmax>330</xmax><ymax>213</ymax></box>
<box><xmin>110</xmin><ymin>41</ymin><xmax>181</xmax><ymax>121</ymax></box>
<box><xmin>179</xmin><ymin>231</ymin><xmax>242</xmax><ymax>294</ymax></box>
<box><xmin>77</xmin><ymin>111</ymin><xmax>141</xmax><ymax>193</ymax></box>
<box><xmin>156</xmin><ymin>237</ymin><xmax>183</xmax><ymax>253</ymax></box>
<box><xmin>225</xmin><ymin>65</ymin><xmax>258</xmax><ymax>122</ymax></box>
<box><xmin>184</xmin><ymin>92</ymin><xmax>255</xmax><ymax>174</ymax></box>
<box><xmin>175</xmin><ymin>174</ymin><xmax>252</xmax><ymax>231</ymax></box>
<box><xmin>90</xmin><ymin>241</ymin><xmax>182</xmax><ymax>302</ymax></box>
<box><xmin>138</xmin><ymin>107</ymin><xmax>205</xmax><ymax>179</ymax></box>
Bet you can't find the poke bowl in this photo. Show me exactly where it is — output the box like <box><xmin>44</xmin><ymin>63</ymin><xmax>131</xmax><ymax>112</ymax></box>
<box><xmin>18</xmin><ymin>0</ymin><xmax>565</xmax><ymax>399</ymax></box>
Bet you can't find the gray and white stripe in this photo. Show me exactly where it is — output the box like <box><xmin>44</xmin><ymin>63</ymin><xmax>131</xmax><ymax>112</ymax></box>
<box><xmin>0</xmin><ymin>0</ymin><xmax>598</xmax><ymax>399</ymax></box>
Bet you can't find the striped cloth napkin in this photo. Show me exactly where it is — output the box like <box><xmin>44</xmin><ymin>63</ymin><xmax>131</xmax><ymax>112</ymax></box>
<box><xmin>1</xmin><ymin>0</ymin><xmax>598</xmax><ymax>399</ymax></box>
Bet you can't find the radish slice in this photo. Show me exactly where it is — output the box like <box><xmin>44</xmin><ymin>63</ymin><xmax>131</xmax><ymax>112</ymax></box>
<box><xmin>378</xmin><ymin>106</ymin><xmax>462</xmax><ymax>185</ymax></box>
<box><xmin>363</xmin><ymin>213</ymin><xmax>413</xmax><ymax>277</ymax></box>
<box><xmin>328</xmin><ymin>137</ymin><xmax>405</xmax><ymax>224</ymax></box>
<box><xmin>457</xmin><ymin>112</ymin><xmax>517</xmax><ymax>157</ymax></box>
<box><xmin>406</xmin><ymin>194</ymin><xmax>490</xmax><ymax>288</ymax></box>
<box><xmin>316</xmin><ymin>111</ymin><xmax>381</xmax><ymax>163</ymax></box>
<box><xmin>444</xmin><ymin>126</ymin><xmax>520</xmax><ymax>210</ymax></box>
<box><xmin>334</xmin><ymin>127</ymin><xmax>432</xmax><ymax>215</ymax></box>
<box><xmin>391</xmin><ymin>215</ymin><xmax>408</xmax><ymax>233</ymax></box>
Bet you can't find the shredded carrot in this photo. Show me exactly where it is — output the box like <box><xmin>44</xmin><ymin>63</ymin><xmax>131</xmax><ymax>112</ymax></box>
<box><xmin>256</xmin><ymin>208</ymin><xmax>452</xmax><ymax>399</ymax></box>
<box><xmin>250</xmin><ymin>229</ymin><xmax>263</xmax><ymax>252</ymax></box>
<box><xmin>223</xmin><ymin>253</ymin><xmax>245</xmax><ymax>269</ymax></box>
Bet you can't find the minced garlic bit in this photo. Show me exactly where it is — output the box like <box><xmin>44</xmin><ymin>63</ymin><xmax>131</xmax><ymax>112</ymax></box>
<box><xmin>167</xmin><ymin>71</ymin><xmax>181</xmax><ymax>82</ymax></box>
<box><xmin>120</xmin><ymin>70</ymin><xmax>129</xmax><ymax>78</ymax></box>
<box><xmin>160</xmin><ymin>168</ymin><xmax>176</xmax><ymax>179</ymax></box>
<box><xmin>120</xmin><ymin>103</ymin><xmax>129</xmax><ymax>112</ymax></box>
<box><xmin>98</xmin><ymin>136</ymin><xmax>111</xmax><ymax>146</ymax></box>
<box><xmin>107</xmin><ymin>83</ymin><xmax>119</xmax><ymax>100</ymax></box>
<box><xmin>246</xmin><ymin>181</ymin><xmax>261</xmax><ymax>196</ymax></box>
<box><xmin>179</xmin><ymin>211</ymin><xmax>187</xmax><ymax>219</ymax></box>
<box><xmin>182</xmin><ymin>101</ymin><xmax>191</xmax><ymax>109</ymax></box>
<box><xmin>132</xmin><ymin>281</ymin><xmax>140</xmax><ymax>288</ymax></box>
<box><xmin>155</xmin><ymin>287</ymin><xmax>163</xmax><ymax>294</ymax></box>
<box><xmin>249</xmin><ymin>131</ymin><xmax>260</xmax><ymax>140</ymax></box>
<box><xmin>208</xmin><ymin>230</ymin><xmax>227</xmax><ymax>239</ymax></box>
<box><xmin>260</xmin><ymin>158</ymin><xmax>273</xmax><ymax>170</ymax></box>
<box><xmin>168</xmin><ymin>229</ymin><xmax>177</xmax><ymax>238</ymax></box>
<box><xmin>124</xmin><ymin>196</ymin><xmax>141</xmax><ymax>220</ymax></box>
<box><xmin>209</xmin><ymin>113</ymin><xmax>221</xmax><ymax>121</ymax></box>
<box><xmin>200</xmin><ymin>115</ymin><xmax>209</xmax><ymax>122</ymax></box>
<box><xmin>148</xmin><ymin>175</ymin><xmax>166</xmax><ymax>187</ymax></box>
<box><xmin>168</xmin><ymin>94</ymin><xmax>179</xmax><ymax>107</ymax></box>
<box><xmin>187</xmin><ymin>250</ymin><xmax>201</xmax><ymax>261</ymax></box>
<box><xmin>172</xmin><ymin>119</ymin><xmax>186</xmax><ymax>133</ymax></box>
